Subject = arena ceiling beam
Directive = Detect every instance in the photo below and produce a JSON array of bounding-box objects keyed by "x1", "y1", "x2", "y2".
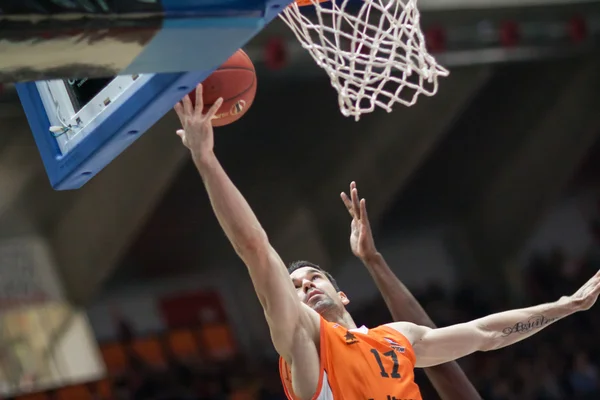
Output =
[
  {"x1": 305, "y1": 66, "x2": 493, "y2": 270},
  {"x1": 272, "y1": 206, "x2": 333, "y2": 270},
  {"x1": 0, "y1": 107, "x2": 42, "y2": 237},
  {"x1": 48, "y1": 112, "x2": 189, "y2": 305},
  {"x1": 419, "y1": 0, "x2": 595, "y2": 9},
  {"x1": 463, "y1": 56, "x2": 600, "y2": 282},
  {"x1": 393, "y1": 61, "x2": 585, "y2": 276}
]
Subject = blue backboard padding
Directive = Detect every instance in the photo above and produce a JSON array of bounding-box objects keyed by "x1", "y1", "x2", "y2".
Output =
[
  {"x1": 122, "y1": 18, "x2": 262, "y2": 76},
  {"x1": 18, "y1": 0, "x2": 293, "y2": 190},
  {"x1": 160, "y1": 0, "x2": 269, "y2": 13}
]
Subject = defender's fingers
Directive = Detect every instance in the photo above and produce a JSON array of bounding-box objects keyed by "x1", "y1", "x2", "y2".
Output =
[
  {"x1": 360, "y1": 198, "x2": 370, "y2": 228},
  {"x1": 340, "y1": 192, "x2": 354, "y2": 217},
  {"x1": 351, "y1": 188, "x2": 361, "y2": 219}
]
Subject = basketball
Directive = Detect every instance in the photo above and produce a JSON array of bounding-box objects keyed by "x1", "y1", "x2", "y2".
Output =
[{"x1": 188, "y1": 49, "x2": 257, "y2": 127}]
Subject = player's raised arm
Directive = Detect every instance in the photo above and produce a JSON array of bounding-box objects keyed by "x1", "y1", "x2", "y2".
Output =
[
  {"x1": 341, "y1": 182, "x2": 481, "y2": 400},
  {"x1": 391, "y1": 270, "x2": 600, "y2": 368},
  {"x1": 174, "y1": 84, "x2": 317, "y2": 361}
]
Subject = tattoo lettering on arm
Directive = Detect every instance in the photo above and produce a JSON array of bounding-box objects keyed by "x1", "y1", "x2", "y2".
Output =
[{"x1": 501, "y1": 314, "x2": 559, "y2": 336}]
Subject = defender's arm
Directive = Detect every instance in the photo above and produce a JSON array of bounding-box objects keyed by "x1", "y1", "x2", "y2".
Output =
[
  {"x1": 342, "y1": 183, "x2": 480, "y2": 399},
  {"x1": 362, "y1": 252, "x2": 481, "y2": 400},
  {"x1": 194, "y1": 153, "x2": 318, "y2": 361}
]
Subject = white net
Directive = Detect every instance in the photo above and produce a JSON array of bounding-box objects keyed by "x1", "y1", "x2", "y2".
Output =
[{"x1": 280, "y1": 0, "x2": 449, "y2": 120}]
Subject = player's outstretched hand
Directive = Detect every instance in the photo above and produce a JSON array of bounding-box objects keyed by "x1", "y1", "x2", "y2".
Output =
[
  {"x1": 569, "y1": 269, "x2": 600, "y2": 311},
  {"x1": 341, "y1": 181, "x2": 377, "y2": 261},
  {"x1": 174, "y1": 83, "x2": 223, "y2": 160}
]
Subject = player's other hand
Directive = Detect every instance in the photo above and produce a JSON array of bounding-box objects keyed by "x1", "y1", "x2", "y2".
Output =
[
  {"x1": 568, "y1": 269, "x2": 600, "y2": 312},
  {"x1": 341, "y1": 182, "x2": 377, "y2": 261},
  {"x1": 174, "y1": 83, "x2": 223, "y2": 161}
]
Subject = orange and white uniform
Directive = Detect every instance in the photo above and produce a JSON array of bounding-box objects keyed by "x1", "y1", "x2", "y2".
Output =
[{"x1": 279, "y1": 317, "x2": 423, "y2": 400}]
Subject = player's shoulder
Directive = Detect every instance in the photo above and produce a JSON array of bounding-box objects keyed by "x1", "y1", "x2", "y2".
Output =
[
  {"x1": 379, "y1": 321, "x2": 427, "y2": 345},
  {"x1": 383, "y1": 320, "x2": 418, "y2": 332}
]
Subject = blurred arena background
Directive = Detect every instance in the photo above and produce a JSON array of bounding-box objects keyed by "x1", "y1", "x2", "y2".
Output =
[{"x1": 1, "y1": 0, "x2": 600, "y2": 399}]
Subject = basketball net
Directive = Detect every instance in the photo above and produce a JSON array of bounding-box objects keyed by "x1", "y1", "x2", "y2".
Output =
[{"x1": 280, "y1": 0, "x2": 449, "y2": 120}]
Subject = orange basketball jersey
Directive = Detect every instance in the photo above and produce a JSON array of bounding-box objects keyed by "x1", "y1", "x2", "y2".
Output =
[{"x1": 279, "y1": 317, "x2": 423, "y2": 400}]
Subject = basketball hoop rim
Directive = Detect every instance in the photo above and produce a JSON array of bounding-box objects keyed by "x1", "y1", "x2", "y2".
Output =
[{"x1": 294, "y1": 0, "x2": 330, "y2": 6}]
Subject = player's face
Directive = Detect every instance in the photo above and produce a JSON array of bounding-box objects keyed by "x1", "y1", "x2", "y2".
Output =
[{"x1": 289, "y1": 266, "x2": 349, "y2": 315}]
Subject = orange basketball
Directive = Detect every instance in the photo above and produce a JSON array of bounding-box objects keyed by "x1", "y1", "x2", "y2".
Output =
[{"x1": 189, "y1": 49, "x2": 257, "y2": 127}]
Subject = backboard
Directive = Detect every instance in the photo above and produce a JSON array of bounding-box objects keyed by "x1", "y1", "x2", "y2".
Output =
[{"x1": 7, "y1": 0, "x2": 292, "y2": 190}]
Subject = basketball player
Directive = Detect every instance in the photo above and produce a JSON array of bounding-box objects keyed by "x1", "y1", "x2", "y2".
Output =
[
  {"x1": 174, "y1": 83, "x2": 600, "y2": 400},
  {"x1": 341, "y1": 182, "x2": 481, "y2": 400}
]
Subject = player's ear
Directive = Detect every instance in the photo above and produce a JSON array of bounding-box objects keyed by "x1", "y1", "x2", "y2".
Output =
[{"x1": 338, "y1": 291, "x2": 350, "y2": 306}]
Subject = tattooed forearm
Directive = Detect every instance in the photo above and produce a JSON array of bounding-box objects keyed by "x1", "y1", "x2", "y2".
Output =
[
  {"x1": 501, "y1": 314, "x2": 560, "y2": 336},
  {"x1": 468, "y1": 298, "x2": 575, "y2": 352}
]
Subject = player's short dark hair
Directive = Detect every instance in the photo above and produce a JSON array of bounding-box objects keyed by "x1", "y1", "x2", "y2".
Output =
[{"x1": 287, "y1": 260, "x2": 341, "y2": 292}]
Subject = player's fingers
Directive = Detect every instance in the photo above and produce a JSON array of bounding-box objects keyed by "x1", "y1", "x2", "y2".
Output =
[
  {"x1": 206, "y1": 97, "x2": 223, "y2": 121},
  {"x1": 195, "y1": 84, "x2": 204, "y2": 116},
  {"x1": 360, "y1": 198, "x2": 370, "y2": 228},
  {"x1": 351, "y1": 188, "x2": 361, "y2": 219},
  {"x1": 176, "y1": 129, "x2": 185, "y2": 137},
  {"x1": 174, "y1": 102, "x2": 184, "y2": 119},
  {"x1": 174, "y1": 103, "x2": 188, "y2": 129},
  {"x1": 182, "y1": 94, "x2": 193, "y2": 115},
  {"x1": 340, "y1": 192, "x2": 354, "y2": 217}
]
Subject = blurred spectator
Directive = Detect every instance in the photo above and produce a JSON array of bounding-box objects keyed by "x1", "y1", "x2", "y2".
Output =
[{"x1": 569, "y1": 352, "x2": 599, "y2": 397}]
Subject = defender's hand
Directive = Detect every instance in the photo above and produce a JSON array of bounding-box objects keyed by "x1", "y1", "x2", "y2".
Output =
[
  {"x1": 341, "y1": 181, "x2": 377, "y2": 261},
  {"x1": 569, "y1": 269, "x2": 600, "y2": 312},
  {"x1": 174, "y1": 83, "x2": 223, "y2": 160}
]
